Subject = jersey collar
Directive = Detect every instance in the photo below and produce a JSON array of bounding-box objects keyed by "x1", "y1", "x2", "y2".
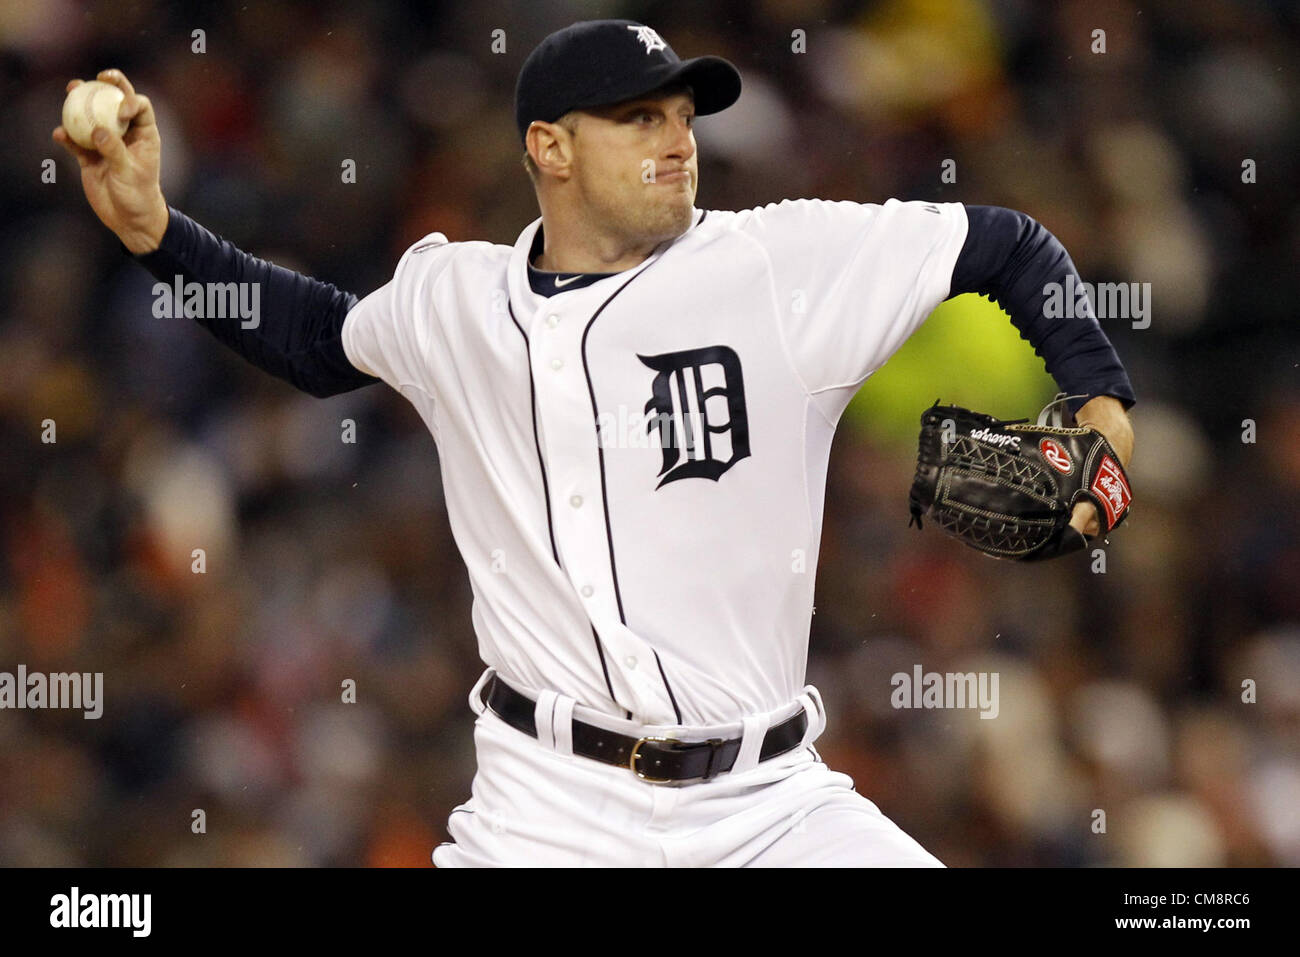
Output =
[{"x1": 507, "y1": 209, "x2": 707, "y2": 316}]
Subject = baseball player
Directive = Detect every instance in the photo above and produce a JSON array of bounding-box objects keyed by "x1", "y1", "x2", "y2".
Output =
[{"x1": 57, "y1": 20, "x2": 1135, "y2": 866}]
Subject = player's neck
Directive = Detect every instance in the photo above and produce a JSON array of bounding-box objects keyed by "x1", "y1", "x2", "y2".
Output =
[{"x1": 533, "y1": 213, "x2": 661, "y2": 274}]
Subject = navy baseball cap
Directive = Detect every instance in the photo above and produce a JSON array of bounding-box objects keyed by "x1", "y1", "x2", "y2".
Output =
[{"x1": 515, "y1": 20, "x2": 742, "y2": 140}]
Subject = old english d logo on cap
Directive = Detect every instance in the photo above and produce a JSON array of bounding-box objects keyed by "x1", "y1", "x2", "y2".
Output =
[
  {"x1": 514, "y1": 19, "x2": 742, "y2": 139},
  {"x1": 627, "y1": 24, "x2": 668, "y2": 53}
]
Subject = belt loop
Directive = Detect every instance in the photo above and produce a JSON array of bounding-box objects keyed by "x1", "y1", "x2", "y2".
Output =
[
  {"x1": 552, "y1": 696, "x2": 576, "y2": 757},
  {"x1": 796, "y1": 685, "x2": 827, "y2": 748},
  {"x1": 730, "y1": 713, "x2": 772, "y2": 775},
  {"x1": 468, "y1": 668, "x2": 495, "y2": 717},
  {"x1": 534, "y1": 689, "x2": 560, "y2": 751}
]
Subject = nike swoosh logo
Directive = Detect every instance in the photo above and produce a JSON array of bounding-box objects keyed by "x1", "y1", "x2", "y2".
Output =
[{"x1": 554, "y1": 275, "x2": 583, "y2": 288}]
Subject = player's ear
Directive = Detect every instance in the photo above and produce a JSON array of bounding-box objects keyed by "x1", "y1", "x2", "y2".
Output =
[{"x1": 526, "y1": 119, "x2": 575, "y2": 182}]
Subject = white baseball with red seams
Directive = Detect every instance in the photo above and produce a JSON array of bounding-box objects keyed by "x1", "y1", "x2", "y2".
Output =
[
  {"x1": 61, "y1": 80, "x2": 128, "y2": 150},
  {"x1": 342, "y1": 197, "x2": 968, "y2": 866}
]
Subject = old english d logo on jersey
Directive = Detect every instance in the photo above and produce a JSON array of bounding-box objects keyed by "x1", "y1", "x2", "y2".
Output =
[{"x1": 638, "y1": 345, "x2": 750, "y2": 489}]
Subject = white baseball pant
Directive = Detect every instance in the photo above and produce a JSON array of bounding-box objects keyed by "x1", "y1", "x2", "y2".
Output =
[{"x1": 432, "y1": 670, "x2": 943, "y2": 867}]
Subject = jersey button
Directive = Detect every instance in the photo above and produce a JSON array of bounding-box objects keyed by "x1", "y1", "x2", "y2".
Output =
[
  {"x1": 550, "y1": 358, "x2": 563, "y2": 371},
  {"x1": 546, "y1": 314, "x2": 560, "y2": 328},
  {"x1": 580, "y1": 585, "x2": 594, "y2": 597},
  {"x1": 624, "y1": 656, "x2": 637, "y2": 669},
  {"x1": 569, "y1": 495, "x2": 583, "y2": 508}
]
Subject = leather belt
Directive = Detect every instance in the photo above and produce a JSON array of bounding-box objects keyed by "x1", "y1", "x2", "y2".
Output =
[{"x1": 480, "y1": 674, "x2": 809, "y2": 784}]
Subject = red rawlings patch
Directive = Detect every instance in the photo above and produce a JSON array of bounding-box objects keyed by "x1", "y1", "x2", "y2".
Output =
[
  {"x1": 1040, "y1": 438, "x2": 1073, "y2": 474},
  {"x1": 1091, "y1": 454, "x2": 1132, "y2": 528}
]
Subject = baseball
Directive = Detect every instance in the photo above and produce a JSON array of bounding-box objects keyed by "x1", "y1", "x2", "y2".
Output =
[{"x1": 61, "y1": 80, "x2": 128, "y2": 150}]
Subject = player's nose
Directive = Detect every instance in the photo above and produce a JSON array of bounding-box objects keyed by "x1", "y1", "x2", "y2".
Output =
[{"x1": 663, "y1": 114, "x2": 695, "y2": 163}]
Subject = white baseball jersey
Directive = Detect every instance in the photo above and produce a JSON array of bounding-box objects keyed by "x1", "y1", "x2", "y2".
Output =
[{"x1": 341, "y1": 198, "x2": 969, "y2": 728}]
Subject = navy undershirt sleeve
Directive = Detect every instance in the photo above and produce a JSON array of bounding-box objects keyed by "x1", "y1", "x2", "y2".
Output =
[
  {"x1": 949, "y1": 205, "x2": 1136, "y2": 415},
  {"x1": 128, "y1": 207, "x2": 379, "y2": 398}
]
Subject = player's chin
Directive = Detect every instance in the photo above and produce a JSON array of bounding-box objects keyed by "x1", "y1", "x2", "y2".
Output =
[
  {"x1": 652, "y1": 179, "x2": 695, "y2": 205},
  {"x1": 649, "y1": 192, "x2": 695, "y2": 230},
  {"x1": 654, "y1": 208, "x2": 694, "y2": 241}
]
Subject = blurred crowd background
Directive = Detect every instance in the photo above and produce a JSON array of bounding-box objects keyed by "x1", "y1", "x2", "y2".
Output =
[{"x1": 1, "y1": 0, "x2": 1297, "y2": 867}]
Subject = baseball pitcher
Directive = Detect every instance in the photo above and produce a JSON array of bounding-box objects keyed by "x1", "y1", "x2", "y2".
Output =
[{"x1": 57, "y1": 20, "x2": 1136, "y2": 866}]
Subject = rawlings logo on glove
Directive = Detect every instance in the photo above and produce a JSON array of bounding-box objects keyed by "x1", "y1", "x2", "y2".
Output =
[{"x1": 907, "y1": 394, "x2": 1132, "y2": 561}]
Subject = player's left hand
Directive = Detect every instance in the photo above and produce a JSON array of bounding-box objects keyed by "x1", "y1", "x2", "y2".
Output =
[{"x1": 1068, "y1": 395, "x2": 1135, "y2": 538}]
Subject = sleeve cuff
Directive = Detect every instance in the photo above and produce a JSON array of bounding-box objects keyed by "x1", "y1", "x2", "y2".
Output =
[
  {"x1": 118, "y1": 205, "x2": 183, "y2": 263},
  {"x1": 1068, "y1": 388, "x2": 1136, "y2": 416}
]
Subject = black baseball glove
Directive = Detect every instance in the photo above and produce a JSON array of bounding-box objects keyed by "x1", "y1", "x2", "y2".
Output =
[{"x1": 907, "y1": 394, "x2": 1133, "y2": 561}]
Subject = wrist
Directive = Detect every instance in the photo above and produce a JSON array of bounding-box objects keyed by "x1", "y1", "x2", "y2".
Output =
[
  {"x1": 121, "y1": 197, "x2": 169, "y2": 255},
  {"x1": 1075, "y1": 395, "x2": 1134, "y2": 467}
]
